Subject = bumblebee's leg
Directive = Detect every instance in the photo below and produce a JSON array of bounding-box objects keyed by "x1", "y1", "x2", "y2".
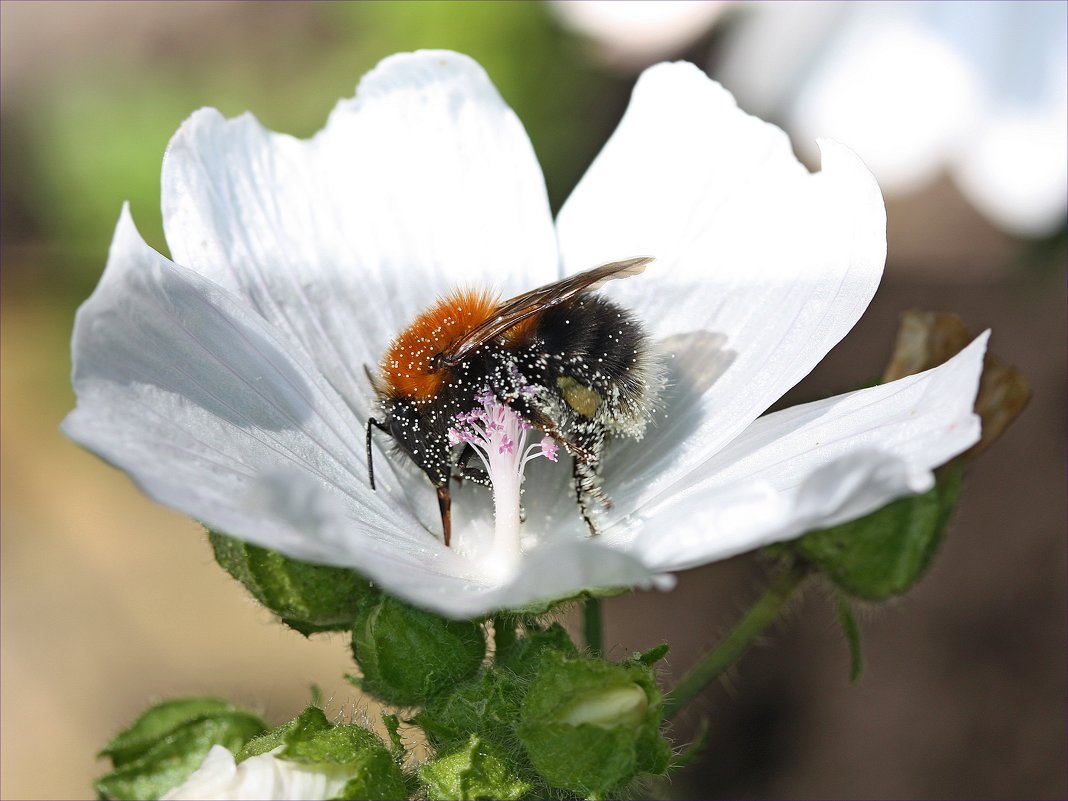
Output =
[
  {"x1": 571, "y1": 427, "x2": 611, "y2": 536},
  {"x1": 519, "y1": 407, "x2": 596, "y2": 462},
  {"x1": 365, "y1": 417, "x2": 392, "y2": 491},
  {"x1": 436, "y1": 483, "x2": 452, "y2": 548},
  {"x1": 453, "y1": 445, "x2": 491, "y2": 487}
]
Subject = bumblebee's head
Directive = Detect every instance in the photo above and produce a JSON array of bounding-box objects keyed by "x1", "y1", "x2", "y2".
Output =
[{"x1": 367, "y1": 398, "x2": 452, "y2": 491}]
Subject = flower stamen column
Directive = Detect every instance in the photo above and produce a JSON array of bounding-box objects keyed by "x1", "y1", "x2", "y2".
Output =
[{"x1": 449, "y1": 390, "x2": 559, "y2": 574}]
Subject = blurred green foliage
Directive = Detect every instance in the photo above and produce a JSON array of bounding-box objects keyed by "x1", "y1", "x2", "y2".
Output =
[{"x1": 4, "y1": 2, "x2": 626, "y2": 311}]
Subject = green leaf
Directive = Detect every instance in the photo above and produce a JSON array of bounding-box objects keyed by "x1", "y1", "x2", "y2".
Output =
[
  {"x1": 95, "y1": 712, "x2": 266, "y2": 800},
  {"x1": 833, "y1": 591, "x2": 864, "y2": 683},
  {"x1": 795, "y1": 464, "x2": 963, "y2": 600},
  {"x1": 209, "y1": 531, "x2": 374, "y2": 634},
  {"x1": 419, "y1": 735, "x2": 531, "y2": 801},
  {"x1": 350, "y1": 596, "x2": 485, "y2": 706},
  {"x1": 99, "y1": 697, "x2": 240, "y2": 767}
]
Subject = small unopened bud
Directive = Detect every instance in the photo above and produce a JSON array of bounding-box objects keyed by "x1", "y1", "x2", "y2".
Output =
[{"x1": 518, "y1": 653, "x2": 671, "y2": 797}]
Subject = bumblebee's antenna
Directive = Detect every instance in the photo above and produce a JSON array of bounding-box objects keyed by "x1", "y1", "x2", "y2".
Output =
[{"x1": 365, "y1": 417, "x2": 391, "y2": 490}]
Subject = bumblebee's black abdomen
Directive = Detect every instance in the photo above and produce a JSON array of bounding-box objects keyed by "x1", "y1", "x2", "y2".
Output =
[{"x1": 529, "y1": 293, "x2": 656, "y2": 432}]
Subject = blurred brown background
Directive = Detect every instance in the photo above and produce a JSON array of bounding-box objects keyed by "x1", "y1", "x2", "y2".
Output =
[{"x1": 1, "y1": 2, "x2": 1064, "y2": 799}]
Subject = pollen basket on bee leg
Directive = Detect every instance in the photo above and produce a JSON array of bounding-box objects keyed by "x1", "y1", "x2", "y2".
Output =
[{"x1": 380, "y1": 288, "x2": 500, "y2": 401}]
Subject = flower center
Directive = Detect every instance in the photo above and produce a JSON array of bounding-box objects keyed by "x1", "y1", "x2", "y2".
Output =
[{"x1": 448, "y1": 389, "x2": 559, "y2": 574}]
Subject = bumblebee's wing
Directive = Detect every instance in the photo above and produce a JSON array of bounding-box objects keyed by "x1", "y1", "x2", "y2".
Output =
[{"x1": 439, "y1": 257, "x2": 653, "y2": 367}]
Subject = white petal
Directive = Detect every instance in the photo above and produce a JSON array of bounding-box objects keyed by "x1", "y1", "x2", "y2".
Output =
[
  {"x1": 63, "y1": 207, "x2": 441, "y2": 565},
  {"x1": 162, "y1": 50, "x2": 558, "y2": 422},
  {"x1": 556, "y1": 62, "x2": 886, "y2": 515},
  {"x1": 240, "y1": 470, "x2": 668, "y2": 618},
  {"x1": 620, "y1": 333, "x2": 987, "y2": 570},
  {"x1": 162, "y1": 745, "x2": 239, "y2": 800},
  {"x1": 163, "y1": 745, "x2": 350, "y2": 801}
]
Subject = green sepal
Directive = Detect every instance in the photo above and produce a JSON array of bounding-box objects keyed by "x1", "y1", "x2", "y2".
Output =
[
  {"x1": 415, "y1": 624, "x2": 579, "y2": 754},
  {"x1": 632, "y1": 644, "x2": 670, "y2": 666},
  {"x1": 492, "y1": 614, "x2": 519, "y2": 655},
  {"x1": 517, "y1": 652, "x2": 671, "y2": 797},
  {"x1": 236, "y1": 706, "x2": 332, "y2": 762},
  {"x1": 239, "y1": 706, "x2": 408, "y2": 800},
  {"x1": 833, "y1": 591, "x2": 864, "y2": 683},
  {"x1": 502, "y1": 584, "x2": 629, "y2": 617},
  {"x1": 496, "y1": 622, "x2": 577, "y2": 678},
  {"x1": 350, "y1": 596, "x2": 485, "y2": 706},
  {"x1": 382, "y1": 714, "x2": 405, "y2": 762},
  {"x1": 98, "y1": 697, "x2": 241, "y2": 767},
  {"x1": 794, "y1": 463, "x2": 963, "y2": 600},
  {"x1": 419, "y1": 734, "x2": 531, "y2": 801},
  {"x1": 413, "y1": 668, "x2": 523, "y2": 754},
  {"x1": 282, "y1": 723, "x2": 406, "y2": 800},
  {"x1": 209, "y1": 531, "x2": 374, "y2": 635},
  {"x1": 95, "y1": 710, "x2": 266, "y2": 800}
]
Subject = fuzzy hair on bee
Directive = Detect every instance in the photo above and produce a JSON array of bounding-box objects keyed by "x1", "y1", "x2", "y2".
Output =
[{"x1": 366, "y1": 257, "x2": 663, "y2": 547}]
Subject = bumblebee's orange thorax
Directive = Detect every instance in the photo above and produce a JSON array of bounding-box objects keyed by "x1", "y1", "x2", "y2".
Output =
[{"x1": 381, "y1": 288, "x2": 499, "y2": 402}]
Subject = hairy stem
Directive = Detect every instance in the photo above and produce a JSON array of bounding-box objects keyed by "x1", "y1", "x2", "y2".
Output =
[{"x1": 663, "y1": 561, "x2": 808, "y2": 718}]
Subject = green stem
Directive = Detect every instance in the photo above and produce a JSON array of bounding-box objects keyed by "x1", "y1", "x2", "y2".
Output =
[
  {"x1": 492, "y1": 614, "x2": 517, "y2": 655},
  {"x1": 663, "y1": 561, "x2": 808, "y2": 718},
  {"x1": 583, "y1": 595, "x2": 603, "y2": 656}
]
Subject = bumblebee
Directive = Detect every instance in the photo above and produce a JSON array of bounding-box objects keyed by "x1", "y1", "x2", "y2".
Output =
[{"x1": 366, "y1": 257, "x2": 661, "y2": 546}]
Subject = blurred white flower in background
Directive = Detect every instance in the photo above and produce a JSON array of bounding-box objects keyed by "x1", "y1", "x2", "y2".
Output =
[
  {"x1": 716, "y1": 0, "x2": 1068, "y2": 237},
  {"x1": 551, "y1": 0, "x2": 730, "y2": 67},
  {"x1": 553, "y1": 0, "x2": 1067, "y2": 238}
]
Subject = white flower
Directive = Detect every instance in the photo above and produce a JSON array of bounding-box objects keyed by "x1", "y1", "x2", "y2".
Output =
[
  {"x1": 63, "y1": 50, "x2": 985, "y2": 619},
  {"x1": 162, "y1": 745, "x2": 349, "y2": 800},
  {"x1": 551, "y1": 0, "x2": 731, "y2": 68},
  {"x1": 716, "y1": 1, "x2": 1068, "y2": 236}
]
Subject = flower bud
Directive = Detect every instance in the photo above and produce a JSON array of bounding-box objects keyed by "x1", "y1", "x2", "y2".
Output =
[
  {"x1": 165, "y1": 707, "x2": 407, "y2": 800},
  {"x1": 351, "y1": 595, "x2": 485, "y2": 706},
  {"x1": 95, "y1": 698, "x2": 267, "y2": 800},
  {"x1": 793, "y1": 311, "x2": 1030, "y2": 602},
  {"x1": 209, "y1": 532, "x2": 374, "y2": 635},
  {"x1": 517, "y1": 653, "x2": 671, "y2": 797},
  {"x1": 796, "y1": 463, "x2": 962, "y2": 600}
]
